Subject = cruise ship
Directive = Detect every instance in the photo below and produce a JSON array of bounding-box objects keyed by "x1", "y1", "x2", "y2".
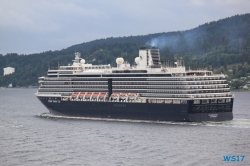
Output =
[{"x1": 36, "y1": 47, "x2": 234, "y2": 122}]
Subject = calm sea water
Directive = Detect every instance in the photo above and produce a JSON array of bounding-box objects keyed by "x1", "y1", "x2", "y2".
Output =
[{"x1": 0, "y1": 88, "x2": 250, "y2": 166}]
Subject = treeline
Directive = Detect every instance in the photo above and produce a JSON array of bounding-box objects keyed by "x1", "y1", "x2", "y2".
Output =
[{"x1": 0, "y1": 13, "x2": 250, "y2": 87}]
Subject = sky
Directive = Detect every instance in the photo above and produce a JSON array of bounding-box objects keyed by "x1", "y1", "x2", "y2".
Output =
[{"x1": 0, "y1": 0, "x2": 250, "y2": 55}]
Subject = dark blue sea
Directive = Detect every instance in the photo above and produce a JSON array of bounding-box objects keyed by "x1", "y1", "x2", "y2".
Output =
[{"x1": 0, "y1": 88, "x2": 250, "y2": 166}]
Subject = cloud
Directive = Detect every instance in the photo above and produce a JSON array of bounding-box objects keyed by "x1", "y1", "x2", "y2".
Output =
[
  {"x1": 189, "y1": 0, "x2": 250, "y2": 6},
  {"x1": 189, "y1": 0, "x2": 206, "y2": 6},
  {"x1": 213, "y1": 0, "x2": 245, "y2": 5},
  {"x1": 0, "y1": 0, "x2": 109, "y2": 33},
  {"x1": 0, "y1": 0, "x2": 250, "y2": 54}
]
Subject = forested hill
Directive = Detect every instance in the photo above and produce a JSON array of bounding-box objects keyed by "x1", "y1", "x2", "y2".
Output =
[
  {"x1": 66, "y1": 13, "x2": 250, "y2": 54},
  {"x1": 1, "y1": 13, "x2": 250, "y2": 87}
]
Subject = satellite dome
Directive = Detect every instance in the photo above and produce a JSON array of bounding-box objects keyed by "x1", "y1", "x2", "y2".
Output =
[
  {"x1": 116, "y1": 58, "x2": 124, "y2": 65},
  {"x1": 80, "y1": 59, "x2": 85, "y2": 64},
  {"x1": 135, "y1": 57, "x2": 140, "y2": 64}
]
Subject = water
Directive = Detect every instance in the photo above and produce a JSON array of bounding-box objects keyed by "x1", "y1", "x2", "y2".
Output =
[{"x1": 0, "y1": 89, "x2": 250, "y2": 166}]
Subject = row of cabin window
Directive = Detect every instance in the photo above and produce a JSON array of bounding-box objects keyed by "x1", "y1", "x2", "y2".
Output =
[
  {"x1": 114, "y1": 86, "x2": 228, "y2": 89},
  {"x1": 193, "y1": 105, "x2": 231, "y2": 110},
  {"x1": 186, "y1": 77, "x2": 224, "y2": 81},
  {"x1": 144, "y1": 90, "x2": 230, "y2": 94},
  {"x1": 38, "y1": 88, "x2": 230, "y2": 95},
  {"x1": 148, "y1": 99, "x2": 187, "y2": 104},
  {"x1": 41, "y1": 85, "x2": 107, "y2": 88},
  {"x1": 44, "y1": 76, "x2": 226, "y2": 81},
  {"x1": 41, "y1": 84, "x2": 228, "y2": 89},
  {"x1": 40, "y1": 85, "x2": 228, "y2": 89},
  {"x1": 39, "y1": 87, "x2": 230, "y2": 94},
  {"x1": 193, "y1": 99, "x2": 231, "y2": 104},
  {"x1": 44, "y1": 77, "x2": 224, "y2": 82},
  {"x1": 42, "y1": 81, "x2": 227, "y2": 85},
  {"x1": 144, "y1": 94, "x2": 230, "y2": 98},
  {"x1": 117, "y1": 81, "x2": 227, "y2": 85},
  {"x1": 38, "y1": 89, "x2": 105, "y2": 92}
]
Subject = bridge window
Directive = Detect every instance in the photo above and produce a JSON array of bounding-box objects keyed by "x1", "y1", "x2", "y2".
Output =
[
  {"x1": 218, "y1": 99, "x2": 225, "y2": 103},
  {"x1": 211, "y1": 99, "x2": 217, "y2": 103},
  {"x1": 202, "y1": 99, "x2": 209, "y2": 104},
  {"x1": 194, "y1": 100, "x2": 200, "y2": 104}
]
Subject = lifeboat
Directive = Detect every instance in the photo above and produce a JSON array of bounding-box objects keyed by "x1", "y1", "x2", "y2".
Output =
[
  {"x1": 71, "y1": 93, "x2": 78, "y2": 96},
  {"x1": 92, "y1": 93, "x2": 99, "y2": 98},
  {"x1": 111, "y1": 93, "x2": 119, "y2": 100},
  {"x1": 111, "y1": 93, "x2": 119, "y2": 97},
  {"x1": 99, "y1": 93, "x2": 107, "y2": 97},
  {"x1": 129, "y1": 93, "x2": 136, "y2": 97},
  {"x1": 120, "y1": 93, "x2": 127, "y2": 99},
  {"x1": 78, "y1": 93, "x2": 85, "y2": 96},
  {"x1": 85, "y1": 93, "x2": 92, "y2": 98},
  {"x1": 120, "y1": 93, "x2": 127, "y2": 97}
]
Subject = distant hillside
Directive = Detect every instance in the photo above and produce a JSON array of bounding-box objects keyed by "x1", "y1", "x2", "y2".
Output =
[
  {"x1": 65, "y1": 14, "x2": 250, "y2": 54},
  {"x1": 0, "y1": 13, "x2": 250, "y2": 87}
]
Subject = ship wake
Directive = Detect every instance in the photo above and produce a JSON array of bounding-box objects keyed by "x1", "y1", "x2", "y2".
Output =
[{"x1": 38, "y1": 113, "x2": 250, "y2": 129}]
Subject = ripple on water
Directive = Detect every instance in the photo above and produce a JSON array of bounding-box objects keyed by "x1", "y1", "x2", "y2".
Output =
[
  {"x1": 38, "y1": 113, "x2": 250, "y2": 129},
  {"x1": 1, "y1": 89, "x2": 250, "y2": 166}
]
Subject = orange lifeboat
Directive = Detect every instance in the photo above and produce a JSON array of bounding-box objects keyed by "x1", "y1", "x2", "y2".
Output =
[
  {"x1": 112, "y1": 93, "x2": 119, "y2": 97},
  {"x1": 71, "y1": 93, "x2": 78, "y2": 96},
  {"x1": 78, "y1": 93, "x2": 85, "y2": 96},
  {"x1": 92, "y1": 93, "x2": 99, "y2": 97},
  {"x1": 85, "y1": 93, "x2": 92, "y2": 97},
  {"x1": 99, "y1": 93, "x2": 106, "y2": 97}
]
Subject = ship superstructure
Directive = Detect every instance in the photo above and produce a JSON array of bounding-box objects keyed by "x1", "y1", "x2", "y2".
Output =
[{"x1": 36, "y1": 47, "x2": 234, "y2": 122}]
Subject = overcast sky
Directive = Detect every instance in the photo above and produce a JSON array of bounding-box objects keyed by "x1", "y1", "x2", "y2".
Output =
[{"x1": 0, "y1": 0, "x2": 249, "y2": 55}]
